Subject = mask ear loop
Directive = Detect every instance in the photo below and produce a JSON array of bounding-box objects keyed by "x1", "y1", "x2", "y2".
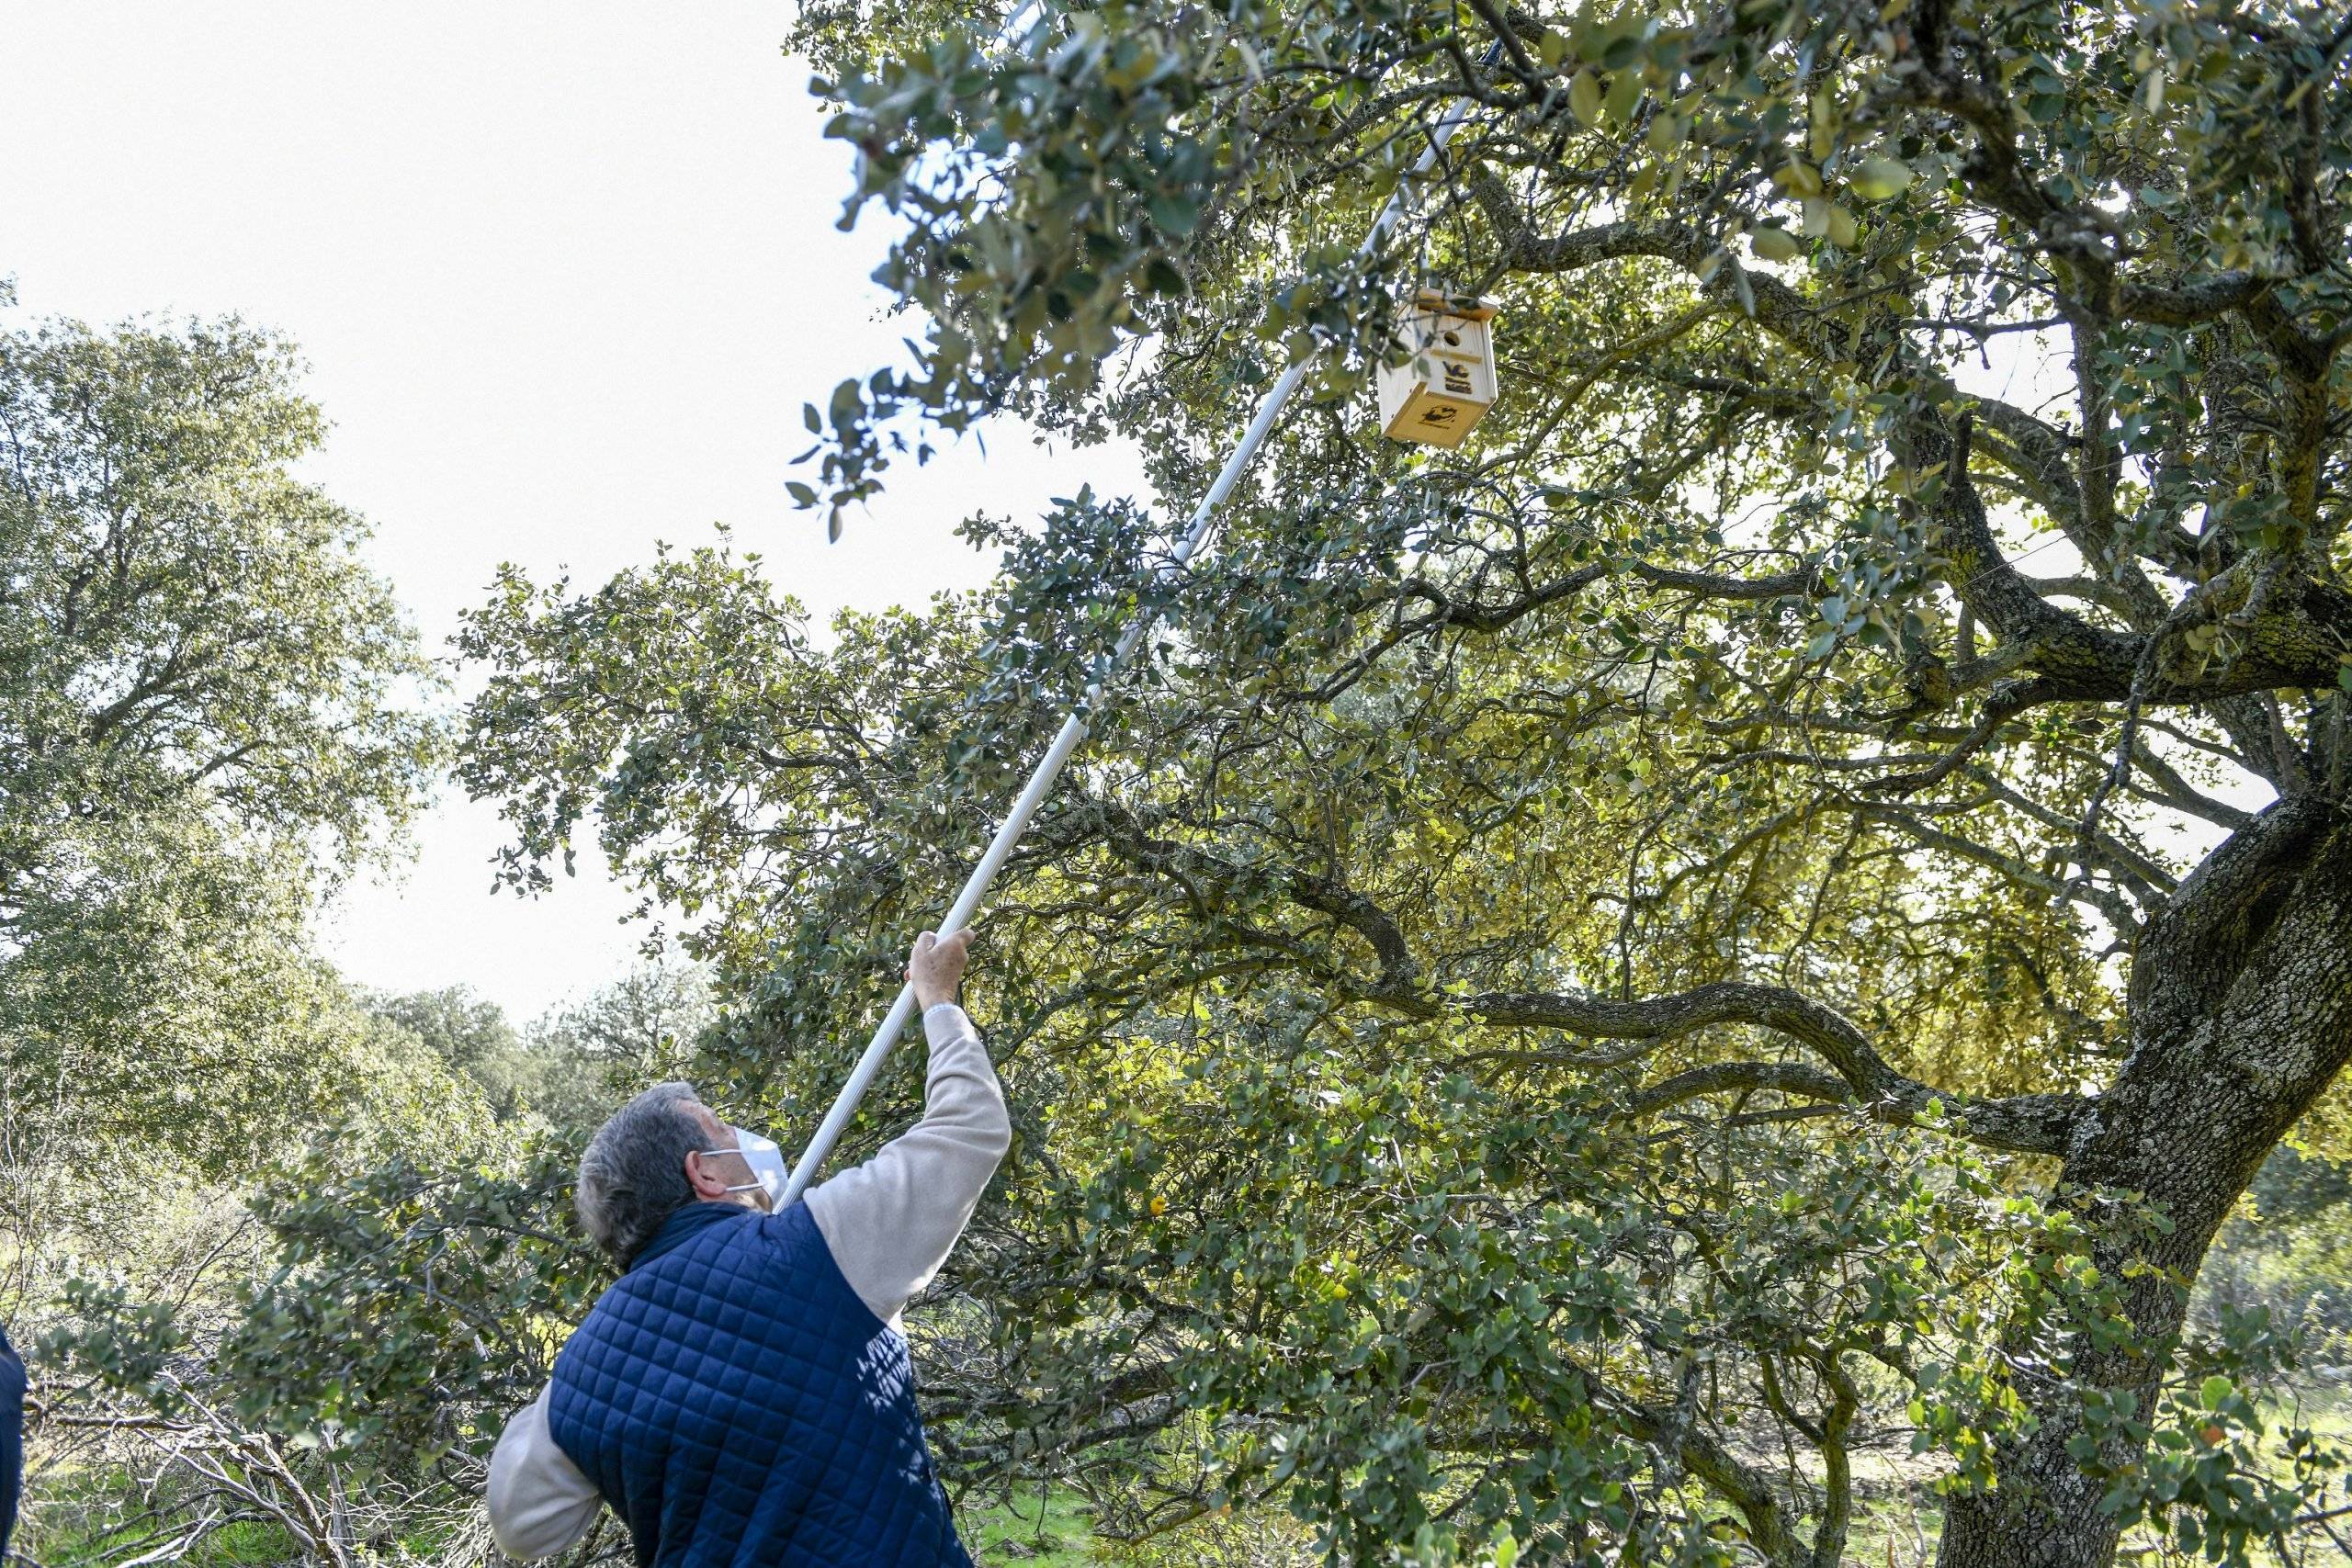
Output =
[
  {"x1": 694, "y1": 1146, "x2": 773, "y2": 1202},
  {"x1": 697, "y1": 1129, "x2": 790, "y2": 1212}
]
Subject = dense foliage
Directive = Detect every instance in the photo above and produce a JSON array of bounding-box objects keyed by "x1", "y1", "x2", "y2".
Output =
[{"x1": 0, "y1": 295, "x2": 731, "y2": 1565}]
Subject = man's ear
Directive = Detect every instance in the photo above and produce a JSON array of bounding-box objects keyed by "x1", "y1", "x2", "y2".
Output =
[{"x1": 684, "y1": 1150, "x2": 730, "y2": 1201}]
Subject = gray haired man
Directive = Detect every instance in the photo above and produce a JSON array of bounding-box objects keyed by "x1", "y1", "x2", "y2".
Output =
[{"x1": 488, "y1": 930, "x2": 1009, "y2": 1565}]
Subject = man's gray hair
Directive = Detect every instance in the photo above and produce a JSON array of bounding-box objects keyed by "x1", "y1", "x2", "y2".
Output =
[{"x1": 577, "y1": 1081, "x2": 707, "y2": 1266}]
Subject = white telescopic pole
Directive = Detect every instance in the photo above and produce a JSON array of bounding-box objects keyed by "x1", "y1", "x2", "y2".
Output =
[{"x1": 778, "y1": 95, "x2": 1481, "y2": 1206}]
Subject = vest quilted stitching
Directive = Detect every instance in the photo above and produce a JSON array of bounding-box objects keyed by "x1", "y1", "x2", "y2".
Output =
[{"x1": 548, "y1": 1201, "x2": 975, "y2": 1567}]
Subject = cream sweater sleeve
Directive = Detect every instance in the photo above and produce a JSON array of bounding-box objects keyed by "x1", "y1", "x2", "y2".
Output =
[
  {"x1": 486, "y1": 1387, "x2": 602, "y2": 1559},
  {"x1": 805, "y1": 1002, "x2": 1012, "y2": 1325}
]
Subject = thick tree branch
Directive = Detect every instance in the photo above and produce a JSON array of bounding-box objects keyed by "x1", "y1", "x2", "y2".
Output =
[
  {"x1": 2131, "y1": 795, "x2": 2340, "y2": 1026},
  {"x1": 1436, "y1": 983, "x2": 2080, "y2": 1154},
  {"x1": 1069, "y1": 801, "x2": 2085, "y2": 1153}
]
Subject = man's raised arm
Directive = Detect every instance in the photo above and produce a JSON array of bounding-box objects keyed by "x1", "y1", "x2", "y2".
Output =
[{"x1": 805, "y1": 930, "x2": 1012, "y2": 1325}]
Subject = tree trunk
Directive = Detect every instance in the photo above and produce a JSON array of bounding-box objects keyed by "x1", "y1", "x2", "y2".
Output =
[{"x1": 1936, "y1": 800, "x2": 2352, "y2": 1568}]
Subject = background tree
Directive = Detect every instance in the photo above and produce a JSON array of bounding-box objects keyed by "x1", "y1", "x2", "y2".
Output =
[
  {"x1": 455, "y1": 0, "x2": 2352, "y2": 1562},
  {"x1": 2198, "y1": 1146, "x2": 2352, "y2": 1371},
  {"x1": 0, "y1": 298, "x2": 496, "y2": 1563},
  {"x1": 516, "y1": 960, "x2": 714, "y2": 1132},
  {"x1": 365, "y1": 961, "x2": 713, "y2": 1130},
  {"x1": 0, "y1": 304, "x2": 446, "y2": 1174},
  {"x1": 372, "y1": 988, "x2": 526, "y2": 1086}
]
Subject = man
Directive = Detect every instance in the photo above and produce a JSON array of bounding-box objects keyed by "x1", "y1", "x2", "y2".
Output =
[{"x1": 488, "y1": 929, "x2": 1008, "y2": 1566}]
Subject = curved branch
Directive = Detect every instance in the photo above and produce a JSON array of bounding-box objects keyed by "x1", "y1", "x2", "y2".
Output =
[
  {"x1": 1917, "y1": 413, "x2": 2138, "y2": 686},
  {"x1": 1629, "y1": 1059, "x2": 1854, "y2": 1116},
  {"x1": 1419, "y1": 981, "x2": 2082, "y2": 1154},
  {"x1": 1866, "y1": 675, "x2": 2060, "y2": 796},
  {"x1": 1468, "y1": 181, "x2": 1860, "y2": 367},
  {"x1": 1071, "y1": 799, "x2": 2087, "y2": 1154}
]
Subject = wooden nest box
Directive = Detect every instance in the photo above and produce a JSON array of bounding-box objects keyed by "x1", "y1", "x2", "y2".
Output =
[{"x1": 1376, "y1": 290, "x2": 1498, "y2": 448}]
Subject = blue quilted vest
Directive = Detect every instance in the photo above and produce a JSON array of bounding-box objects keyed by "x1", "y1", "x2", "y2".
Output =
[{"x1": 546, "y1": 1200, "x2": 974, "y2": 1568}]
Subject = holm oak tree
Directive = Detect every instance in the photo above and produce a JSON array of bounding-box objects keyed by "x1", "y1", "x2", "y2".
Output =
[{"x1": 454, "y1": 2, "x2": 2352, "y2": 1563}]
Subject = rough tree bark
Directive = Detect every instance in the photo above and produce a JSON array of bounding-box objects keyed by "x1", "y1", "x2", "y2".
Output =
[{"x1": 1938, "y1": 799, "x2": 2352, "y2": 1568}]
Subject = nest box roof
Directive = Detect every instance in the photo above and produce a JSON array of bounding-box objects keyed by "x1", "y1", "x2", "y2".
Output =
[{"x1": 1411, "y1": 288, "x2": 1498, "y2": 322}]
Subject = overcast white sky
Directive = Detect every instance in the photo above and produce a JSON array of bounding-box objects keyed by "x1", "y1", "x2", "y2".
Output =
[{"x1": 6, "y1": 2, "x2": 1148, "y2": 1021}]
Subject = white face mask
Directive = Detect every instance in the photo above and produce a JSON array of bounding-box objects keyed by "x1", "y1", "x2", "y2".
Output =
[{"x1": 696, "y1": 1124, "x2": 790, "y2": 1212}]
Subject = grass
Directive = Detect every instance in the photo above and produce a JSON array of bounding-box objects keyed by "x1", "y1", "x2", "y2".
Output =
[
  {"x1": 966, "y1": 1485, "x2": 1106, "y2": 1564},
  {"x1": 24, "y1": 1495, "x2": 298, "y2": 1568},
  {"x1": 188, "y1": 1520, "x2": 300, "y2": 1566}
]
